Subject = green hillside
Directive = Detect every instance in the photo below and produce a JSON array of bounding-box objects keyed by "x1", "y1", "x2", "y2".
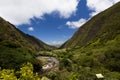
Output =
[
  {"x1": 0, "y1": 17, "x2": 54, "y2": 70},
  {"x1": 56, "y1": 2, "x2": 120, "y2": 80},
  {"x1": 61, "y1": 2, "x2": 120, "y2": 48}
]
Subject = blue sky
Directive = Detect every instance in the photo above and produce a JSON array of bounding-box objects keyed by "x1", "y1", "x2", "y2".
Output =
[
  {"x1": 0, "y1": 0, "x2": 119, "y2": 45},
  {"x1": 17, "y1": 0, "x2": 90, "y2": 45}
]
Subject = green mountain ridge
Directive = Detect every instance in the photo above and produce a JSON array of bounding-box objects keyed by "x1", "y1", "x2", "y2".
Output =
[
  {"x1": 61, "y1": 2, "x2": 120, "y2": 48},
  {"x1": 0, "y1": 17, "x2": 54, "y2": 69}
]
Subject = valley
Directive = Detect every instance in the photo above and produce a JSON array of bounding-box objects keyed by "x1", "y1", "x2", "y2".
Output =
[{"x1": 0, "y1": 2, "x2": 120, "y2": 80}]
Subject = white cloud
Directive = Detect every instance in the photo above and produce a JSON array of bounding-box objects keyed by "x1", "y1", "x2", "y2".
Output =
[
  {"x1": 66, "y1": 18, "x2": 87, "y2": 29},
  {"x1": 52, "y1": 41, "x2": 64, "y2": 45},
  {"x1": 28, "y1": 27, "x2": 34, "y2": 31},
  {"x1": 66, "y1": 0, "x2": 120, "y2": 29},
  {"x1": 86, "y1": 0, "x2": 120, "y2": 17},
  {"x1": 0, "y1": 0, "x2": 80, "y2": 25},
  {"x1": 48, "y1": 41, "x2": 64, "y2": 46}
]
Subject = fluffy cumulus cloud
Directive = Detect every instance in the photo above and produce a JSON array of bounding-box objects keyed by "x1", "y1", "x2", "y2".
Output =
[
  {"x1": 66, "y1": 0, "x2": 120, "y2": 29},
  {"x1": 0, "y1": 0, "x2": 80, "y2": 25},
  {"x1": 28, "y1": 27, "x2": 34, "y2": 31},
  {"x1": 66, "y1": 18, "x2": 87, "y2": 29},
  {"x1": 86, "y1": 0, "x2": 120, "y2": 16}
]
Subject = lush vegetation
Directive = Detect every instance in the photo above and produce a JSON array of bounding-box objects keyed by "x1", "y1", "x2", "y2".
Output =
[
  {"x1": 54, "y1": 2, "x2": 120, "y2": 79},
  {"x1": 35, "y1": 2, "x2": 120, "y2": 79},
  {"x1": 0, "y1": 62, "x2": 50, "y2": 80},
  {"x1": 35, "y1": 35, "x2": 120, "y2": 79},
  {"x1": 0, "y1": 2, "x2": 120, "y2": 80},
  {"x1": 56, "y1": 34, "x2": 120, "y2": 80},
  {"x1": 0, "y1": 17, "x2": 53, "y2": 70}
]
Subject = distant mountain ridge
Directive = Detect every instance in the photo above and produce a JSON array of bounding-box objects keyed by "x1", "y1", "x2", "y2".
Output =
[{"x1": 61, "y1": 2, "x2": 120, "y2": 48}]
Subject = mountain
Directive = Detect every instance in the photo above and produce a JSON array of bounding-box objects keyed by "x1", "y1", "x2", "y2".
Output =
[
  {"x1": 56, "y1": 2, "x2": 120, "y2": 79},
  {"x1": 0, "y1": 17, "x2": 54, "y2": 70},
  {"x1": 61, "y1": 2, "x2": 120, "y2": 48},
  {"x1": 58, "y1": 2, "x2": 120, "y2": 78},
  {"x1": 0, "y1": 2, "x2": 120, "y2": 80}
]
